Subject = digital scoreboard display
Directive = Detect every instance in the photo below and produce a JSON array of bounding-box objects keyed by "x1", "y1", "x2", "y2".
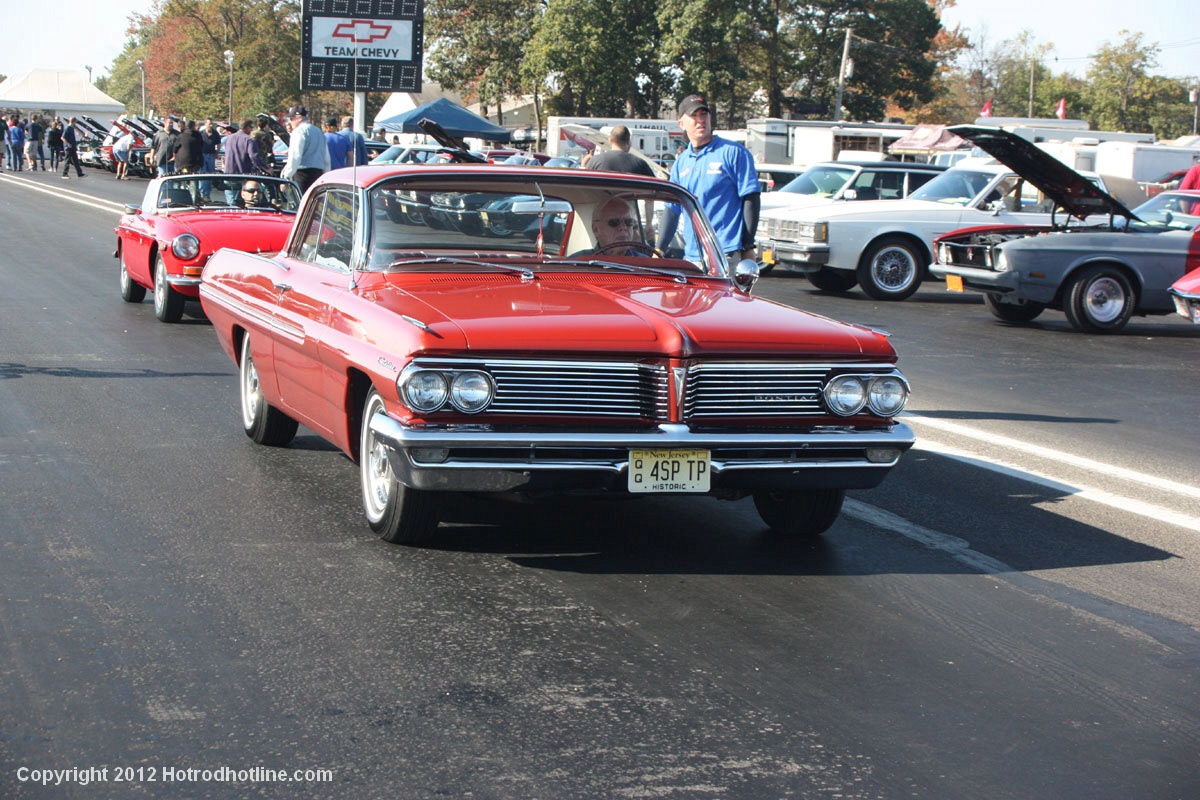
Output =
[{"x1": 301, "y1": 0, "x2": 424, "y2": 93}]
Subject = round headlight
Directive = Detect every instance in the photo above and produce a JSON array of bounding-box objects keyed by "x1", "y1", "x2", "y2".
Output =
[
  {"x1": 824, "y1": 375, "x2": 867, "y2": 416},
  {"x1": 867, "y1": 376, "x2": 908, "y2": 417},
  {"x1": 450, "y1": 371, "x2": 494, "y2": 413},
  {"x1": 172, "y1": 233, "x2": 201, "y2": 260},
  {"x1": 401, "y1": 370, "x2": 449, "y2": 412}
]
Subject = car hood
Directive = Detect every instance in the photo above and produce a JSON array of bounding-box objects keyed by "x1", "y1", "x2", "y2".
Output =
[
  {"x1": 763, "y1": 197, "x2": 949, "y2": 222},
  {"x1": 366, "y1": 273, "x2": 895, "y2": 360},
  {"x1": 948, "y1": 125, "x2": 1137, "y2": 221},
  {"x1": 168, "y1": 211, "x2": 295, "y2": 253}
]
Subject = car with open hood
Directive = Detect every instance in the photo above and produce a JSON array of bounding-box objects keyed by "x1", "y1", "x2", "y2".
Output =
[
  {"x1": 756, "y1": 125, "x2": 1145, "y2": 301},
  {"x1": 931, "y1": 166, "x2": 1200, "y2": 333},
  {"x1": 198, "y1": 163, "x2": 915, "y2": 545}
]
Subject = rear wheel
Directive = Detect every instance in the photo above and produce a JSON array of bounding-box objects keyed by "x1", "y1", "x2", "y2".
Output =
[
  {"x1": 983, "y1": 292, "x2": 1045, "y2": 323},
  {"x1": 752, "y1": 489, "x2": 845, "y2": 537},
  {"x1": 239, "y1": 334, "x2": 298, "y2": 446},
  {"x1": 807, "y1": 267, "x2": 858, "y2": 293},
  {"x1": 1063, "y1": 265, "x2": 1135, "y2": 333},
  {"x1": 360, "y1": 389, "x2": 439, "y2": 544},
  {"x1": 153, "y1": 255, "x2": 185, "y2": 323},
  {"x1": 857, "y1": 236, "x2": 925, "y2": 300},
  {"x1": 119, "y1": 251, "x2": 146, "y2": 303}
]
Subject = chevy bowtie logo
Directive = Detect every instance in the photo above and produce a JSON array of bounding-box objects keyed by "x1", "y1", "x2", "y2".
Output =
[{"x1": 332, "y1": 19, "x2": 392, "y2": 44}]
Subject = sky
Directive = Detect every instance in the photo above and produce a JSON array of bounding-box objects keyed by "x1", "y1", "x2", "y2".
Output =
[{"x1": 1, "y1": 0, "x2": 1197, "y2": 86}]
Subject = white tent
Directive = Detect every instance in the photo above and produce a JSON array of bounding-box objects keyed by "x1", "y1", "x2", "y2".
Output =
[{"x1": 0, "y1": 68, "x2": 125, "y2": 119}]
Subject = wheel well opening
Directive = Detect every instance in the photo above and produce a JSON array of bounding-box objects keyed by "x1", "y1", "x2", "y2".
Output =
[
  {"x1": 860, "y1": 233, "x2": 931, "y2": 271},
  {"x1": 1055, "y1": 260, "x2": 1139, "y2": 305},
  {"x1": 346, "y1": 369, "x2": 374, "y2": 462}
]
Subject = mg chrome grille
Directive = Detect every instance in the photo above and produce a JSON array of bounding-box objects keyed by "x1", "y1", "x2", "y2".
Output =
[{"x1": 684, "y1": 363, "x2": 829, "y2": 418}]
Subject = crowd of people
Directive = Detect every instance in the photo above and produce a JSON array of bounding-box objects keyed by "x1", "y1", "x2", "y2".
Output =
[
  {"x1": 6, "y1": 97, "x2": 759, "y2": 259},
  {"x1": 3, "y1": 109, "x2": 379, "y2": 186}
]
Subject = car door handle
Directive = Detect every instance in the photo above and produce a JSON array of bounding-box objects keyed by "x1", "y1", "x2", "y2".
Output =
[{"x1": 273, "y1": 282, "x2": 292, "y2": 294}]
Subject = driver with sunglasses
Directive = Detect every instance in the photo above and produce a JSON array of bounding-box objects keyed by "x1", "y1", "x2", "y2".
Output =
[{"x1": 575, "y1": 198, "x2": 653, "y2": 257}]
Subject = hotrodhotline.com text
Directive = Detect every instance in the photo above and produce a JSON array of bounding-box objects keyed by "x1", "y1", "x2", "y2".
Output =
[{"x1": 16, "y1": 766, "x2": 334, "y2": 786}]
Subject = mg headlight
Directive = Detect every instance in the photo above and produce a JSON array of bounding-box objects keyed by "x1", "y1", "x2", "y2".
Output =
[
  {"x1": 172, "y1": 233, "x2": 200, "y2": 260},
  {"x1": 824, "y1": 375, "x2": 868, "y2": 415},
  {"x1": 867, "y1": 375, "x2": 909, "y2": 417},
  {"x1": 400, "y1": 369, "x2": 449, "y2": 412},
  {"x1": 449, "y1": 371, "x2": 494, "y2": 413}
]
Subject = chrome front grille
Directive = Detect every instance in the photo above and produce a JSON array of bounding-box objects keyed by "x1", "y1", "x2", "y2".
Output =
[
  {"x1": 684, "y1": 363, "x2": 829, "y2": 418},
  {"x1": 483, "y1": 359, "x2": 669, "y2": 418},
  {"x1": 411, "y1": 358, "x2": 869, "y2": 420}
]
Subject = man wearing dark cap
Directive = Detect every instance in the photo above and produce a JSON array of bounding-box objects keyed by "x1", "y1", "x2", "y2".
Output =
[
  {"x1": 657, "y1": 94, "x2": 759, "y2": 265},
  {"x1": 281, "y1": 105, "x2": 329, "y2": 194}
]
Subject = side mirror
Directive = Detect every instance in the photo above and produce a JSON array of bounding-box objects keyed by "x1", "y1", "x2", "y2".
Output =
[
  {"x1": 733, "y1": 258, "x2": 759, "y2": 293},
  {"x1": 124, "y1": 204, "x2": 142, "y2": 215}
]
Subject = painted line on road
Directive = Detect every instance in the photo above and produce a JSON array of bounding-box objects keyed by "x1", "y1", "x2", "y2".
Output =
[
  {"x1": 844, "y1": 499, "x2": 1012, "y2": 573},
  {"x1": 912, "y1": 436, "x2": 1200, "y2": 533},
  {"x1": 904, "y1": 412, "x2": 1200, "y2": 501},
  {"x1": 0, "y1": 172, "x2": 126, "y2": 215}
]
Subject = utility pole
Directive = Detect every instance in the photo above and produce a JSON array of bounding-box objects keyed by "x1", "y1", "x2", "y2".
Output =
[
  {"x1": 1028, "y1": 59, "x2": 1035, "y2": 118},
  {"x1": 834, "y1": 28, "x2": 853, "y2": 122}
]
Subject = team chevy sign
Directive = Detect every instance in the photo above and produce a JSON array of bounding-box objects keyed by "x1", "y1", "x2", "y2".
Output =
[{"x1": 301, "y1": 0, "x2": 424, "y2": 93}]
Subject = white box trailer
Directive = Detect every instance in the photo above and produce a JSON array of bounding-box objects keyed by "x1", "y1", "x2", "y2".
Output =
[
  {"x1": 785, "y1": 122, "x2": 913, "y2": 168},
  {"x1": 1094, "y1": 141, "x2": 1200, "y2": 183}
]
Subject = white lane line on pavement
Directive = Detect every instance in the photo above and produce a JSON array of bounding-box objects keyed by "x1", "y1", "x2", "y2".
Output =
[
  {"x1": 843, "y1": 498, "x2": 1013, "y2": 574},
  {"x1": 913, "y1": 437, "x2": 1200, "y2": 533},
  {"x1": 904, "y1": 412, "x2": 1200, "y2": 500},
  {"x1": 0, "y1": 172, "x2": 126, "y2": 215}
]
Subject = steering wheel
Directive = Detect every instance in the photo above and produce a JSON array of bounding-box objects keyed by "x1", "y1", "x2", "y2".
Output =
[{"x1": 594, "y1": 241, "x2": 659, "y2": 257}]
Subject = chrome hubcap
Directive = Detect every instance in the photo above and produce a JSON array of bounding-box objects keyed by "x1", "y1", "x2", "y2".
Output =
[{"x1": 1086, "y1": 277, "x2": 1126, "y2": 323}]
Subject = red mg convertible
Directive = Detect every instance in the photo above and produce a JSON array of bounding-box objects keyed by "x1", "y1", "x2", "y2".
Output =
[
  {"x1": 115, "y1": 174, "x2": 301, "y2": 322},
  {"x1": 199, "y1": 164, "x2": 914, "y2": 544}
]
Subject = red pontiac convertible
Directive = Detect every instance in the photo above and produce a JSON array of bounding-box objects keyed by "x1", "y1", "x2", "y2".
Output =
[
  {"x1": 199, "y1": 164, "x2": 915, "y2": 545},
  {"x1": 115, "y1": 174, "x2": 301, "y2": 322}
]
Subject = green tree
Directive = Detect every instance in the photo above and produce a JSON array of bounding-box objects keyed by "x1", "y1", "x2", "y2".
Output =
[
  {"x1": 1082, "y1": 31, "x2": 1160, "y2": 132},
  {"x1": 425, "y1": 0, "x2": 541, "y2": 124}
]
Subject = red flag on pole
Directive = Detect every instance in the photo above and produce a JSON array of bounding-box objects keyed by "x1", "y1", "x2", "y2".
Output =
[
  {"x1": 1055, "y1": 98, "x2": 1066, "y2": 120},
  {"x1": 980, "y1": 99, "x2": 993, "y2": 118}
]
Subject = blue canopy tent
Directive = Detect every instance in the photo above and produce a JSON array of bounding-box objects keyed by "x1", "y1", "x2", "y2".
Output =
[{"x1": 375, "y1": 97, "x2": 511, "y2": 143}]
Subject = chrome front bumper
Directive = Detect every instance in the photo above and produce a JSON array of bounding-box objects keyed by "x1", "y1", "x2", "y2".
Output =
[{"x1": 369, "y1": 416, "x2": 915, "y2": 493}]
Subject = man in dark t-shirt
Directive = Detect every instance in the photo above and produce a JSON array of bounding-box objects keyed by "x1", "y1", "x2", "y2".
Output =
[{"x1": 586, "y1": 125, "x2": 655, "y2": 177}]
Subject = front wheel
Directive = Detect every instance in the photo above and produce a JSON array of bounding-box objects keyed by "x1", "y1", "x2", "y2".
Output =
[
  {"x1": 153, "y1": 255, "x2": 185, "y2": 323},
  {"x1": 239, "y1": 334, "x2": 298, "y2": 446},
  {"x1": 752, "y1": 489, "x2": 845, "y2": 537},
  {"x1": 1063, "y1": 265, "x2": 1135, "y2": 334},
  {"x1": 857, "y1": 237, "x2": 925, "y2": 301},
  {"x1": 983, "y1": 292, "x2": 1046, "y2": 323},
  {"x1": 360, "y1": 389, "x2": 439, "y2": 544}
]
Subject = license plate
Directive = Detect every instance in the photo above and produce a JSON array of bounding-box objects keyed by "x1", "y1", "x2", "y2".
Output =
[
  {"x1": 628, "y1": 449, "x2": 711, "y2": 493},
  {"x1": 946, "y1": 274, "x2": 964, "y2": 292}
]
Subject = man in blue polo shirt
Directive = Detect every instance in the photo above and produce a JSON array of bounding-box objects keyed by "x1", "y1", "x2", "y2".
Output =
[{"x1": 657, "y1": 94, "x2": 760, "y2": 265}]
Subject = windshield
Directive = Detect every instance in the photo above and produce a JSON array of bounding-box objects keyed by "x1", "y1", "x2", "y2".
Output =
[
  {"x1": 366, "y1": 174, "x2": 723, "y2": 275},
  {"x1": 1128, "y1": 192, "x2": 1200, "y2": 231},
  {"x1": 779, "y1": 164, "x2": 857, "y2": 197},
  {"x1": 153, "y1": 175, "x2": 301, "y2": 212},
  {"x1": 908, "y1": 169, "x2": 999, "y2": 206}
]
